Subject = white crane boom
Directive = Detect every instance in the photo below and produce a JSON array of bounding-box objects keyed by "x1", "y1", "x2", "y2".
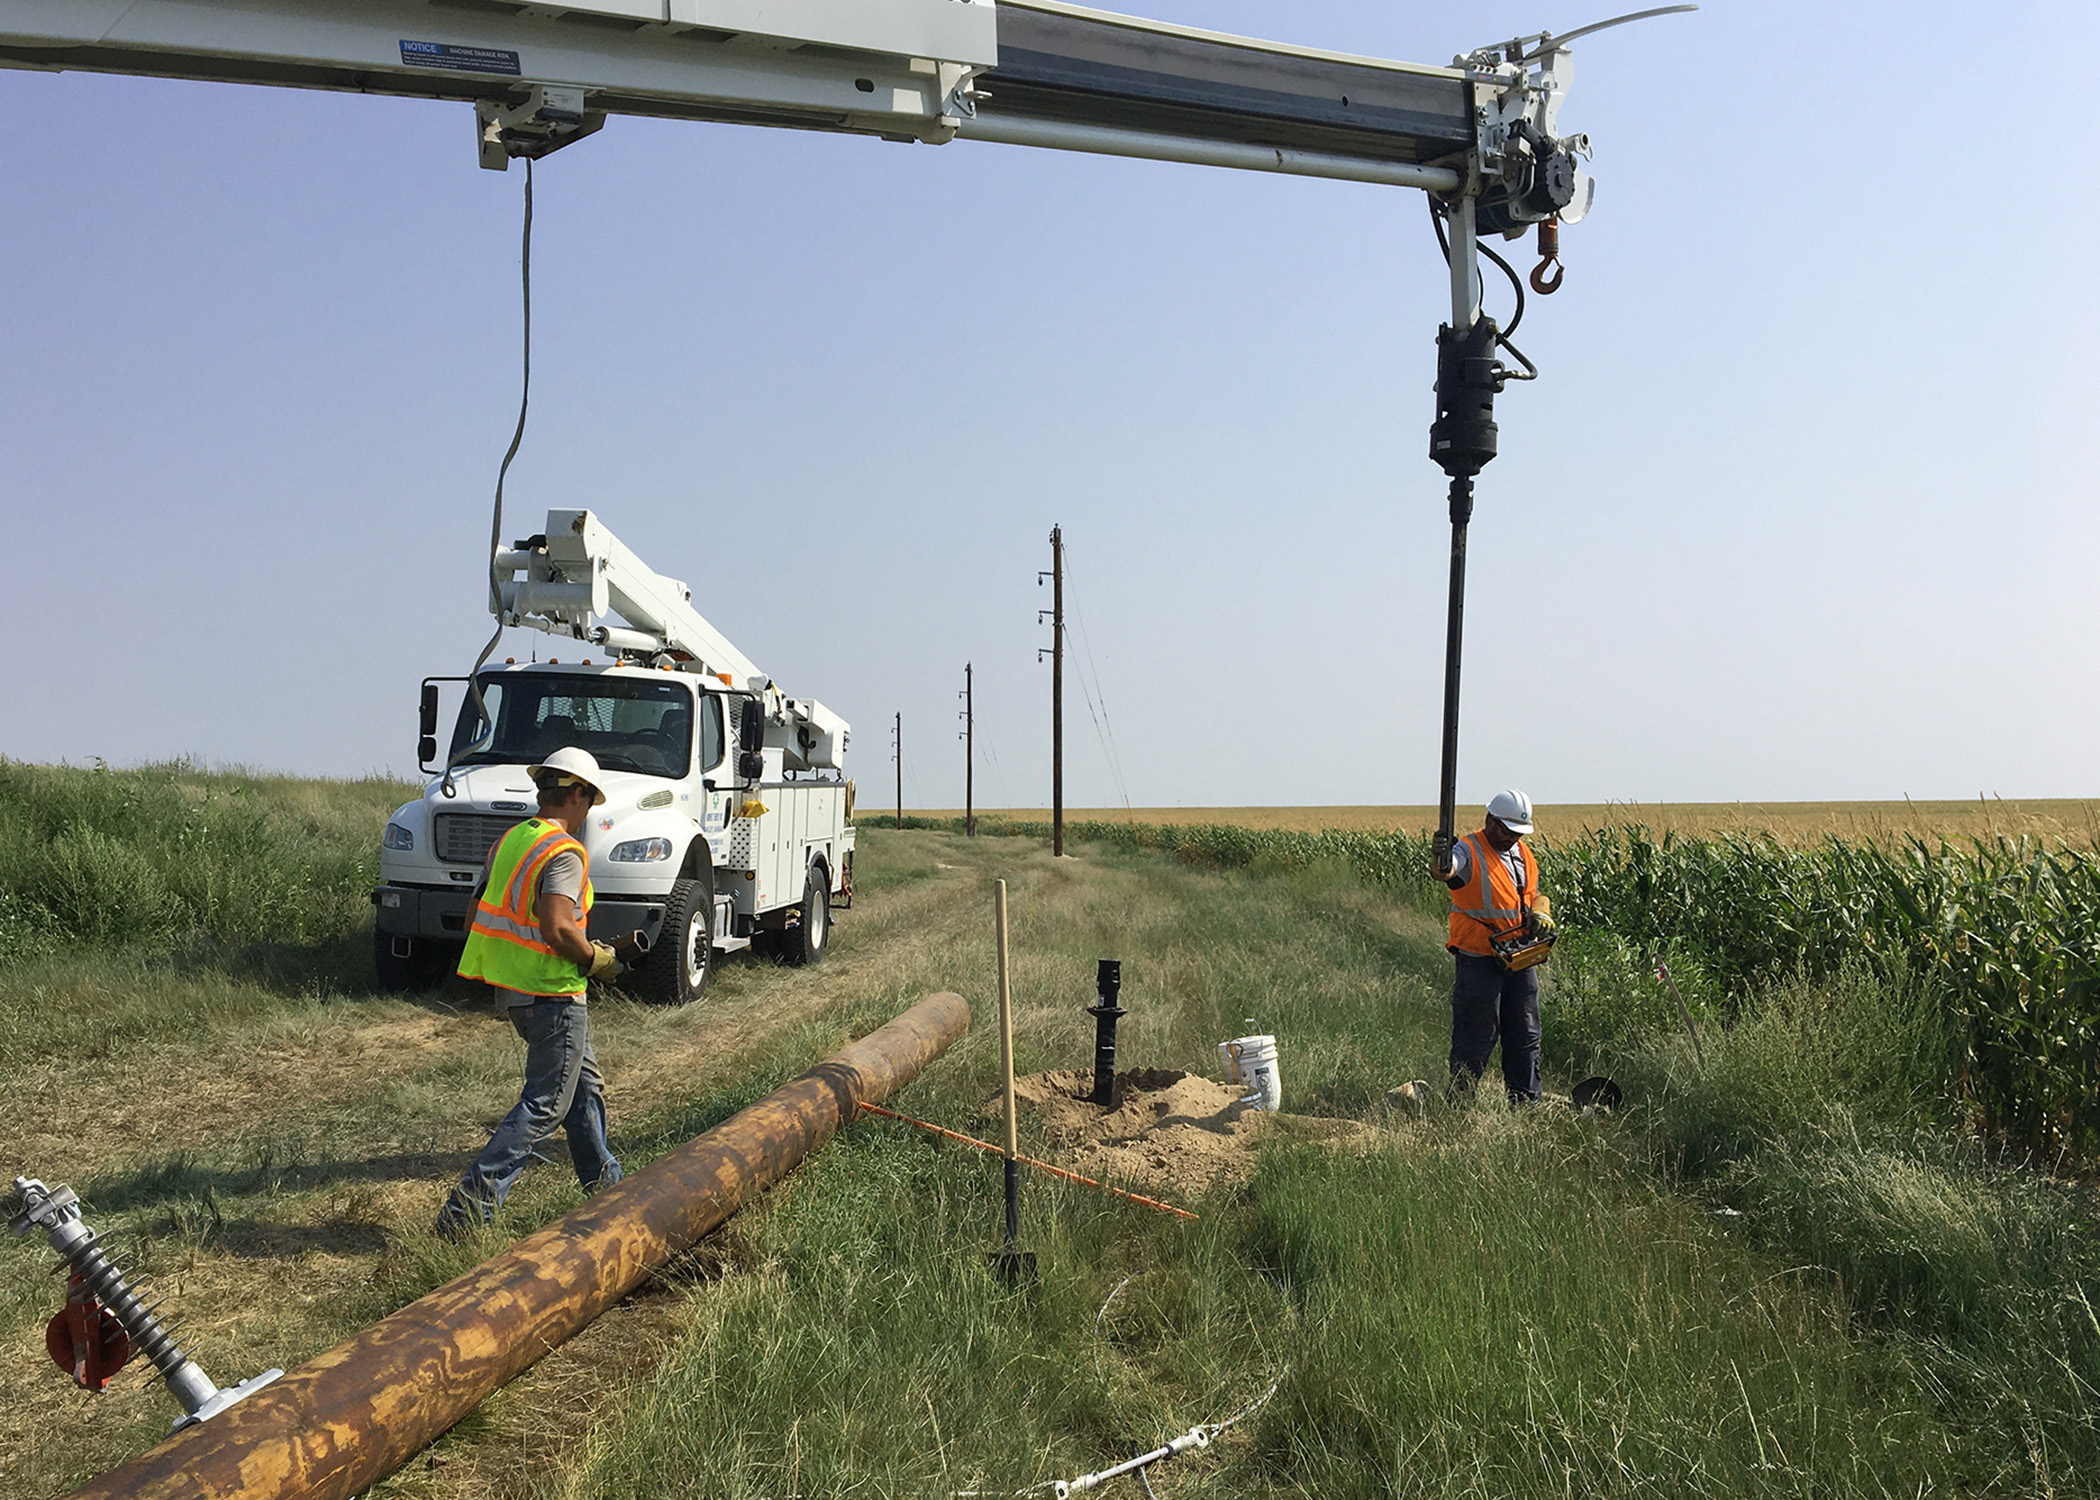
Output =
[
  {"x1": 496, "y1": 508, "x2": 758, "y2": 684},
  {"x1": 0, "y1": 1, "x2": 1547, "y2": 202},
  {"x1": 494, "y1": 508, "x2": 849, "y2": 771},
  {"x1": 2, "y1": 0, "x2": 1693, "y2": 852}
]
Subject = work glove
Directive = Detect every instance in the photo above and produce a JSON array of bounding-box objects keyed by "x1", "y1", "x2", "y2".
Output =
[{"x1": 586, "y1": 942, "x2": 622, "y2": 981}]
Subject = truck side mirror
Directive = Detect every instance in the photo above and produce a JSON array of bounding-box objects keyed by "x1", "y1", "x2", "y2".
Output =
[
  {"x1": 418, "y1": 683, "x2": 440, "y2": 767},
  {"x1": 737, "y1": 699, "x2": 766, "y2": 781}
]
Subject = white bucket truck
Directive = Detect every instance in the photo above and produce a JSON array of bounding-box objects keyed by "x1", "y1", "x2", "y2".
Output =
[{"x1": 372, "y1": 509, "x2": 854, "y2": 1002}]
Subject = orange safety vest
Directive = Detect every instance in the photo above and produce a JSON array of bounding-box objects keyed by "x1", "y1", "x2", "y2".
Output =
[
  {"x1": 1446, "y1": 829, "x2": 1540, "y2": 956},
  {"x1": 457, "y1": 819, "x2": 595, "y2": 996}
]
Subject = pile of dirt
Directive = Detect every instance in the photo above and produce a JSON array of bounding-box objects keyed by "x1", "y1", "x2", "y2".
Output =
[{"x1": 989, "y1": 1068, "x2": 1365, "y2": 1198}]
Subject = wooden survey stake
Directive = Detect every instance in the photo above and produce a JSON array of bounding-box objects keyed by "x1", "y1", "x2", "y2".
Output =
[{"x1": 994, "y1": 879, "x2": 1028, "y2": 1277}]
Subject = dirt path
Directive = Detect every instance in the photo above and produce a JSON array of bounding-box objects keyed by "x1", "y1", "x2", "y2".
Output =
[
  {"x1": 2, "y1": 838, "x2": 1036, "y2": 1500},
  {"x1": 3, "y1": 1011, "x2": 475, "y2": 1185},
  {"x1": 6, "y1": 850, "x2": 997, "y2": 1189}
]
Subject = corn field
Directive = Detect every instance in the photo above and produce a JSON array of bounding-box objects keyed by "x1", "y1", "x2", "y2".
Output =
[
  {"x1": 896, "y1": 815, "x2": 2100, "y2": 1153},
  {"x1": 1550, "y1": 827, "x2": 2100, "y2": 1153}
]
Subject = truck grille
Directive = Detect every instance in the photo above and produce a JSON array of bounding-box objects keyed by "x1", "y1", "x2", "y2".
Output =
[{"x1": 434, "y1": 812, "x2": 525, "y2": 865}]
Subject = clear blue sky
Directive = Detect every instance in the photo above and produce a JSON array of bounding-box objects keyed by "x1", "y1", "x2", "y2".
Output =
[{"x1": 4, "y1": 2, "x2": 2093, "y2": 808}]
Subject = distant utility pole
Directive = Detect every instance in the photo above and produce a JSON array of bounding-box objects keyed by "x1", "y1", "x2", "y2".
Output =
[
  {"x1": 1037, "y1": 525, "x2": 1065, "y2": 857},
  {"x1": 959, "y1": 662, "x2": 975, "y2": 837},
  {"x1": 893, "y1": 711, "x2": 903, "y2": 830}
]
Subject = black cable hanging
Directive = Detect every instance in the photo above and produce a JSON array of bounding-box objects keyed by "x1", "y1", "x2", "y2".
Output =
[{"x1": 442, "y1": 157, "x2": 534, "y2": 799}]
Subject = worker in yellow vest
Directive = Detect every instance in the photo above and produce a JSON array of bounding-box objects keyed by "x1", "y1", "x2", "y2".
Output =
[
  {"x1": 436, "y1": 747, "x2": 625, "y2": 1234},
  {"x1": 1438, "y1": 789, "x2": 1548, "y2": 1103}
]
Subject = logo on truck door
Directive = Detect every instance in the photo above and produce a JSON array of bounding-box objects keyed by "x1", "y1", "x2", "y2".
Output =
[{"x1": 703, "y1": 791, "x2": 729, "y2": 834}]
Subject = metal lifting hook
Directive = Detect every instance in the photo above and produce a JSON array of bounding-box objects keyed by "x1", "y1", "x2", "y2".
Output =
[{"x1": 1529, "y1": 218, "x2": 1564, "y2": 294}]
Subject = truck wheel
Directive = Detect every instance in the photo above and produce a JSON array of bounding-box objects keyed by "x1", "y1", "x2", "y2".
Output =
[
  {"x1": 373, "y1": 930, "x2": 450, "y2": 993},
  {"x1": 782, "y1": 863, "x2": 830, "y2": 968},
  {"x1": 641, "y1": 873, "x2": 714, "y2": 1004}
]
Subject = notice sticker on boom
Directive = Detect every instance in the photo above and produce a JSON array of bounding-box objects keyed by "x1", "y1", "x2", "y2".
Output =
[{"x1": 399, "y1": 40, "x2": 521, "y2": 76}]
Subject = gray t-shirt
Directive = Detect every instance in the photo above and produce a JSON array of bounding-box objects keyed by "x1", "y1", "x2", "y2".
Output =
[
  {"x1": 492, "y1": 848, "x2": 588, "y2": 1009},
  {"x1": 1447, "y1": 837, "x2": 1528, "y2": 897}
]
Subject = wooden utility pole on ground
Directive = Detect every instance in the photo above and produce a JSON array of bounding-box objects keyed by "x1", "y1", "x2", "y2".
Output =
[
  {"x1": 960, "y1": 662, "x2": 975, "y2": 836},
  {"x1": 893, "y1": 712, "x2": 902, "y2": 829},
  {"x1": 1038, "y1": 526, "x2": 1064, "y2": 856}
]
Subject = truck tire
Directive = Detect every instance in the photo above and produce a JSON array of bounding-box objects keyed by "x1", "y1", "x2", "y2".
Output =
[
  {"x1": 782, "y1": 862, "x2": 830, "y2": 968},
  {"x1": 373, "y1": 930, "x2": 451, "y2": 993},
  {"x1": 640, "y1": 872, "x2": 714, "y2": 1004}
]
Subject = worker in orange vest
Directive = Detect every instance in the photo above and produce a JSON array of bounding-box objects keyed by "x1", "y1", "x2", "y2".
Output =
[{"x1": 1438, "y1": 789, "x2": 1548, "y2": 1102}]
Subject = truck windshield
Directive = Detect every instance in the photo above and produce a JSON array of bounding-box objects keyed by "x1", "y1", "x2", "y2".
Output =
[{"x1": 450, "y1": 674, "x2": 696, "y2": 778}]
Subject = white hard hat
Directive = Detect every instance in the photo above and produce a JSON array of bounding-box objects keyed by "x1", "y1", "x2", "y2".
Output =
[
  {"x1": 1485, "y1": 788, "x2": 1534, "y2": 835},
  {"x1": 527, "y1": 746, "x2": 608, "y2": 806}
]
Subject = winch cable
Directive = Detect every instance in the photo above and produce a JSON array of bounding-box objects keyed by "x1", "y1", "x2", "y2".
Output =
[
  {"x1": 977, "y1": 1275, "x2": 1287, "y2": 1500},
  {"x1": 966, "y1": 1366, "x2": 1289, "y2": 1498},
  {"x1": 441, "y1": 157, "x2": 535, "y2": 800}
]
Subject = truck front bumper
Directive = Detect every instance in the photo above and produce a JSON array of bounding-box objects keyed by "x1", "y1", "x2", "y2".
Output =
[{"x1": 371, "y1": 885, "x2": 671, "y2": 947}]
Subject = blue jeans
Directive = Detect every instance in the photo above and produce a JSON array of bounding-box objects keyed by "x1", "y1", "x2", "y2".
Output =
[
  {"x1": 1449, "y1": 951, "x2": 1541, "y2": 1103},
  {"x1": 439, "y1": 999, "x2": 621, "y2": 1226}
]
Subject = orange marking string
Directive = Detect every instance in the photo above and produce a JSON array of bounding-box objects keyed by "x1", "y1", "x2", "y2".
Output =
[{"x1": 856, "y1": 1102, "x2": 1199, "y2": 1222}]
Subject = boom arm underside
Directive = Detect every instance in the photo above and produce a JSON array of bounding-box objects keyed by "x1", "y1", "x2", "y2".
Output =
[
  {"x1": 980, "y1": 5, "x2": 1471, "y2": 166},
  {"x1": 0, "y1": 0, "x2": 1474, "y2": 186}
]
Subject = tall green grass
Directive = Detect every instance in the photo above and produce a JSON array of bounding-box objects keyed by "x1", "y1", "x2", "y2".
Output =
[
  {"x1": 556, "y1": 1111, "x2": 1980, "y2": 1499},
  {"x1": 541, "y1": 829, "x2": 2086, "y2": 1497},
  {"x1": 557, "y1": 1093, "x2": 1983, "y2": 1498},
  {"x1": 1569, "y1": 959, "x2": 2100, "y2": 1484},
  {"x1": 0, "y1": 758, "x2": 404, "y2": 960},
  {"x1": 914, "y1": 814, "x2": 2100, "y2": 1154},
  {"x1": 4, "y1": 771, "x2": 2093, "y2": 1494},
  {"x1": 1551, "y1": 827, "x2": 2100, "y2": 1151},
  {"x1": 0, "y1": 760, "x2": 411, "y2": 1076}
]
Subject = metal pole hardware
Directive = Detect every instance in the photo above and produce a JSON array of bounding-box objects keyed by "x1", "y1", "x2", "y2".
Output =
[
  {"x1": 1087, "y1": 959, "x2": 1125, "y2": 1106},
  {"x1": 11, "y1": 1178, "x2": 282, "y2": 1430}
]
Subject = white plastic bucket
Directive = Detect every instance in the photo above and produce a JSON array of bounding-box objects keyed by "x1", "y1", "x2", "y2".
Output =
[{"x1": 1220, "y1": 1034, "x2": 1282, "y2": 1111}]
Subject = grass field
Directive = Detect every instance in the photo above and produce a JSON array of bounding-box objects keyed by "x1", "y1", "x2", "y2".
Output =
[
  {"x1": 3, "y1": 763, "x2": 2095, "y2": 1497},
  {"x1": 905, "y1": 800, "x2": 2100, "y2": 846}
]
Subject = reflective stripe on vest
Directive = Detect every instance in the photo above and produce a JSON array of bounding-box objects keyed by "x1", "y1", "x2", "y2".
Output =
[
  {"x1": 1446, "y1": 831, "x2": 1539, "y2": 956},
  {"x1": 456, "y1": 819, "x2": 595, "y2": 996}
]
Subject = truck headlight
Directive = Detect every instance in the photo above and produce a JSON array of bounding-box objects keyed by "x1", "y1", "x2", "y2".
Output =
[
  {"x1": 609, "y1": 837, "x2": 674, "y2": 862},
  {"x1": 383, "y1": 823, "x2": 415, "y2": 851}
]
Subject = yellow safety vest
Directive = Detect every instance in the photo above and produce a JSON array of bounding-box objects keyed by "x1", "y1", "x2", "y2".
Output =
[{"x1": 457, "y1": 819, "x2": 595, "y2": 997}]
